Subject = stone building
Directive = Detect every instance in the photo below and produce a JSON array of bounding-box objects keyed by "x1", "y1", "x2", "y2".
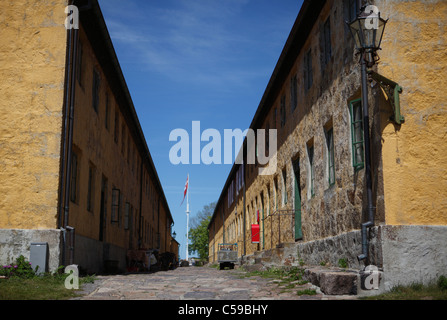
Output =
[
  {"x1": 0, "y1": 0, "x2": 175, "y2": 274},
  {"x1": 208, "y1": 0, "x2": 447, "y2": 289}
]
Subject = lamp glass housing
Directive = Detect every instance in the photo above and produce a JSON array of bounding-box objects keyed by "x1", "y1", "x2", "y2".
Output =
[{"x1": 349, "y1": 11, "x2": 387, "y2": 51}]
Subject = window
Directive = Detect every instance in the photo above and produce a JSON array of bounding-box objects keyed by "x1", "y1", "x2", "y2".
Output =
[
  {"x1": 70, "y1": 152, "x2": 79, "y2": 203},
  {"x1": 236, "y1": 164, "x2": 244, "y2": 195},
  {"x1": 282, "y1": 167, "x2": 288, "y2": 205},
  {"x1": 307, "y1": 143, "x2": 315, "y2": 197},
  {"x1": 290, "y1": 75, "x2": 298, "y2": 112},
  {"x1": 321, "y1": 17, "x2": 332, "y2": 68},
  {"x1": 344, "y1": 0, "x2": 360, "y2": 39},
  {"x1": 304, "y1": 49, "x2": 313, "y2": 91},
  {"x1": 326, "y1": 127, "x2": 335, "y2": 186},
  {"x1": 280, "y1": 95, "x2": 286, "y2": 127},
  {"x1": 92, "y1": 69, "x2": 100, "y2": 113},
  {"x1": 227, "y1": 180, "x2": 234, "y2": 208},
  {"x1": 111, "y1": 188, "x2": 120, "y2": 223},
  {"x1": 87, "y1": 162, "x2": 96, "y2": 212},
  {"x1": 349, "y1": 99, "x2": 364, "y2": 170}
]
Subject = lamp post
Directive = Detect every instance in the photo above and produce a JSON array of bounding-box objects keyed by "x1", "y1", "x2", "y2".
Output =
[{"x1": 347, "y1": 4, "x2": 387, "y2": 263}]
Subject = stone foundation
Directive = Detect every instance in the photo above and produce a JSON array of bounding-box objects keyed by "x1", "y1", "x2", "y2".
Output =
[
  {"x1": 241, "y1": 225, "x2": 447, "y2": 292},
  {"x1": 0, "y1": 229, "x2": 62, "y2": 273},
  {"x1": 74, "y1": 234, "x2": 127, "y2": 274},
  {"x1": 0, "y1": 229, "x2": 129, "y2": 275},
  {"x1": 381, "y1": 225, "x2": 447, "y2": 289}
]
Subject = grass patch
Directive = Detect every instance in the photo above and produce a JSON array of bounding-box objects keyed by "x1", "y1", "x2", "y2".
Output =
[
  {"x1": 242, "y1": 266, "x2": 307, "y2": 289},
  {"x1": 297, "y1": 288, "x2": 317, "y2": 296},
  {"x1": 362, "y1": 276, "x2": 447, "y2": 300},
  {"x1": 0, "y1": 273, "x2": 96, "y2": 300},
  {"x1": 338, "y1": 258, "x2": 348, "y2": 269},
  {"x1": 1, "y1": 255, "x2": 96, "y2": 300},
  {"x1": 242, "y1": 266, "x2": 305, "y2": 281}
]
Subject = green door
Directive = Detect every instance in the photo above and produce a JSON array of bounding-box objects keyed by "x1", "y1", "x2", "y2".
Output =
[{"x1": 293, "y1": 160, "x2": 302, "y2": 240}]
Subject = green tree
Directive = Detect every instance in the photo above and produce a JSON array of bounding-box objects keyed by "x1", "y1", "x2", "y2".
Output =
[{"x1": 188, "y1": 202, "x2": 215, "y2": 260}]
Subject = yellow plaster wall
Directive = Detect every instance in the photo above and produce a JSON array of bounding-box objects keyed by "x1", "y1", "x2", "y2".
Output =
[
  {"x1": 0, "y1": 1, "x2": 68, "y2": 229},
  {"x1": 377, "y1": 0, "x2": 447, "y2": 225}
]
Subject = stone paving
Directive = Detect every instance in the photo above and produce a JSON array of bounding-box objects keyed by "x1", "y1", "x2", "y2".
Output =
[{"x1": 75, "y1": 266, "x2": 358, "y2": 300}]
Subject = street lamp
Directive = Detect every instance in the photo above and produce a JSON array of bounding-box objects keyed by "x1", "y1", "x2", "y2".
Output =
[
  {"x1": 348, "y1": 5, "x2": 388, "y2": 67},
  {"x1": 347, "y1": 4, "x2": 388, "y2": 263},
  {"x1": 172, "y1": 231, "x2": 176, "y2": 239}
]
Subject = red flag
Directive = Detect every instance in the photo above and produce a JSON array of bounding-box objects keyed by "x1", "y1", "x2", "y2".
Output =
[{"x1": 181, "y1": 175, "x2": 189, "y2": 205}]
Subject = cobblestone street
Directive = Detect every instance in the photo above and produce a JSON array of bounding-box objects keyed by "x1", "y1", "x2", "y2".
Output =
[{"x1": 75, "y1": 266, "x2": 358, "y2": 301}]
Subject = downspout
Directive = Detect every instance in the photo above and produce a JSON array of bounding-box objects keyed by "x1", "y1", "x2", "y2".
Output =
[
  {"x1": 58, "y1": 14, "x2": 73, "y2": 265},
  {"x1": 62, "y1": 22, "x2": 79, "y2": 267},
  {"x1": 63, "y1": 25, "x2": 78, "y2": 266},
  {"x1": 60, "y1": 0, "x2": 91, "y2": 266}
]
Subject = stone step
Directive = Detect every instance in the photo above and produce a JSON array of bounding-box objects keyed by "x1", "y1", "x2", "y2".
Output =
[
  {"x1": 304, "y1": 266, "x2": 385, "y2": 296},
  {"x1": 241, "y1": 241, "x2": 387, "y2": 296},
  {"x1": 304, "y1": 267, "x2": 358, "y2": 295}
]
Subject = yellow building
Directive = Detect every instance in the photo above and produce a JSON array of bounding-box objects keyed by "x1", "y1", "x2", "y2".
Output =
[
  {"x1": 0, "y1": 0, "x2": 176, "y2": 274},
  {"x1": 209, "y1": 0, "x2": 447, "y2": 289}
]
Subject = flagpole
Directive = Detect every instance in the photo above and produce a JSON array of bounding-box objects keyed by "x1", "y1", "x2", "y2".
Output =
[{"x1": 186, "y1": 174, "x2": 190, "y2": 262}]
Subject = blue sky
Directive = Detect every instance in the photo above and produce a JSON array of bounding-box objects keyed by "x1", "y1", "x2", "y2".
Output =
[{"x1": 98, "y1": 0, "x2": 304, "y2": 259}]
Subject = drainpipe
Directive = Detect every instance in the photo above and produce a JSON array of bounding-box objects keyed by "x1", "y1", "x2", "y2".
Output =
[
  {"x1": 59, "y1": 21, "x2": 73, "y2": 268},
  {"x1": 60, "y1": 0, "x2": 91, "y2": 267},
  {"x1": 62, "y1": 25, "x2": 78, "y2": 266},
  {"x1": 60, "y1": 13, "x2": 79, "y2": 266},
  {"x1": 58, "y1": 12, "x2": 73, "y2": 236},
  {"x1": 357, "y1": 52, "x2": 375, "y2": 264}
]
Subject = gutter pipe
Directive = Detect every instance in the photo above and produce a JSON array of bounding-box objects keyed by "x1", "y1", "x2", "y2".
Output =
[{"x1": 60, "y1": 0, "x2": 91, "y2": 267}]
